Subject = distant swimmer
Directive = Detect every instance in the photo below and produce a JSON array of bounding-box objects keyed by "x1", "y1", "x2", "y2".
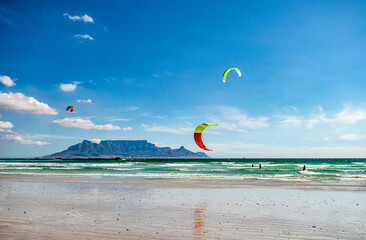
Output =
[
  {"x1": 302, "y1": 165, "x2": 306, "y2": 171},
  {"x1": 259, "y1": 164, "x2": 261, "y2": 169},
  {"x1": 251, "y1": 164, "x2": 254, "y2": 167}
]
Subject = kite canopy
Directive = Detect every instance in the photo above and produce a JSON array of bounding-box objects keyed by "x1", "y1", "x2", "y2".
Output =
[
  {"x1": 222, "y1": 68, "x2": 241, "y2": 83},
  {"x1": 66, "y1": 106, "x2": 74, "y2": 112},
  {"x1": 194, "y1": 123, "x2": 217, "y2": 151}
]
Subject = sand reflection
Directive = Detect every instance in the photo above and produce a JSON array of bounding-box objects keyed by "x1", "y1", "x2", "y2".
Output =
[{"x1": 194, "y1": 203, "x2": 207, "y2": 239}]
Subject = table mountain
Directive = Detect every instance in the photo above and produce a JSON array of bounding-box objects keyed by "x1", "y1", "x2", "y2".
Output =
[{"x1": 43, "y1": 140, "x2": 209, "y2": 159}]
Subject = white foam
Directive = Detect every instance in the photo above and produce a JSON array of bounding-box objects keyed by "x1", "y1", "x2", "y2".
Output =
[
  {"x1": 298, "y1": 170, "x2": 340, "y2": 176},
  {"x1": 0, "y1": 162, "x2": 65, "y2": 167},
  {"x1": 161, "y1": 163, "x2": 205, "y2": 167},
  {"x1": 105, "y1": 167, "x2": 144, "y2": 171},
  {"x1": 0, "y1": 167, "x2": 44, "y2": 170},
  {"x1": 68, "y1": 163, "x2": 134, "y2": 167}
]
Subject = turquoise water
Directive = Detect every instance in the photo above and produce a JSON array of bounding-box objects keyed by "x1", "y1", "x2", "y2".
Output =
[{"x1": 0, "y1": 159, "x2": 365, "y2": 182}]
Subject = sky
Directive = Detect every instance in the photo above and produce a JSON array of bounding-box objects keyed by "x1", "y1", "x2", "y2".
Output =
[{"x1": 1, "y1": 0, "x2": 366, "y2": 158}]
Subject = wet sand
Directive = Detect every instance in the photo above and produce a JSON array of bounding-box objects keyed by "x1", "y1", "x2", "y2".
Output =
[{"x1": 0, "y1": 175, "x2": 365, "y2": 239}]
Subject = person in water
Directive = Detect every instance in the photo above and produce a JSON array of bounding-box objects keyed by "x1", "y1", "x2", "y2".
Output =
[
  {"x1": 259, "y1": 163, "x2": 261, "y2": 169},
  {"x1": 302, "y1": 165, "x2": 306, "y2": 171},
  {"x1": 251, "y1": 164, "x2": 254, "y2": 167}
]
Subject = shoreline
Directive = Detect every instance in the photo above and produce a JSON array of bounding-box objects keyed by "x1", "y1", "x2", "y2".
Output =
[
  {"x1": 2, "y1": 157, "x2": 366, "y2": 161},
  {"x1": 1, "y1": 174, "x2": 365, "y2": 191},
  {"x1": 1, "y1": 174, "x2": 365, "y2": 239}
]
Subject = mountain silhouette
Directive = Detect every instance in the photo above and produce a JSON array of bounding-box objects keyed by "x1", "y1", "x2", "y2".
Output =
[{"x1": 43, "y1": 140, "x2": 209, "y2": 159}]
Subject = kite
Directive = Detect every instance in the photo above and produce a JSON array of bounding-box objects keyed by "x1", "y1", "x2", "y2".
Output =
[
  {"x1": 66, "y1": 106, "x2": 74, "y2": 112},
  {"x1": 194, "y1": 123, "x2": 217, "y2": 151},
  {"x1": 222, "y1": 68, "x2": 241, "y2": 83}
]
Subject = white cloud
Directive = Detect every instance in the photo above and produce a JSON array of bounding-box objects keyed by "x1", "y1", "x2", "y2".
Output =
[
  {"x1": 2, "y1": 134, "x2": 50, "y2": 145},
  {"x1": 305, "y1": 106, "x2": 332, "y2": 128},
  {"x1": 207, "y1": 106, "x2": 268, "y2": 132},
  {"x1": 0, "y1": 129, "x2": 13, "y2": 133},
  {"x1": 121, "y1": 126, "x2": 133, "y2": 131},
  {"x1": 208, "y1": 141, "x2": 366, "y2": 158},
  {"x1": 127, "y1": 106, "x2": 139, "y2": 111},
  {"x1": 0, "y1": 120, "x2": 13, "y2": 129},
  {"x1": 141, "y1": 112, "x2": 165, "y2": 119},
  {"x1": 277, "y1": 115, "x2": 303, "y2": 128},
  {"x1": 60, "y1": 83, "x2": 77, "y2": 92},
  {"x1": 142, "y1": 123, "x2": 191, "y2": 134},
  {"x1": 90, "y1": 138, "x2": 101, "y2": 144},
  {"x1": 0, "y1": 120, "x2": 14, "y2": 133},
  {"x1": 339, "y1": 133, "x2": 366, "y2": 141},
  {"x1": 222, "y1": 107, "x2": 269, "y2": 129},
  {"x1": 207, "y1": 116, "x2": 247, "y2": 133},
  {"x1": 63, "y1": 13, "x2": 94, "y2": 23},
  {"x1": 73, "y1": 34, "x2": 94, "y2": 40},
  {"x1": 335, "y1": 108, "x2": 366, "y2": 124},
  {"x1": 306, "y1": 106, "x2": 366, "y2": 128},
  {"x1": 0, "y1": 75, "x2": 16, "y2": 87},
  {"x1": 111, "y1": 118, "x2": 129, "y2": 122},
  {"x1": 52, "y1": 117, "x2": 127, "y2": 130},
  {"x1": 77, "y1": 99, "x2": 92, "y2": 103},
  {"x1": 0, "y1": 92, "x2": 58, "y2": 115},
  {"x1": 22, "y1": 134, "x2": 79, "y2": 140}
]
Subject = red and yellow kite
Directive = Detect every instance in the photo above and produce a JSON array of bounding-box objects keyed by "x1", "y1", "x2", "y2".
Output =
[{"x1": 194, "y1": 123, "x2": 217, "y2": 151}]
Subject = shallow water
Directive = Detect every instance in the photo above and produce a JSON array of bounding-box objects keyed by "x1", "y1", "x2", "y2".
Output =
[{"x1": 0, "y1": 158, "x2": 365, "y2": 183}]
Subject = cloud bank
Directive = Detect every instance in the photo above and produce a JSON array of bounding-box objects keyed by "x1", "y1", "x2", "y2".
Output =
[
  {"x1": 0, "y1": 92, "x2": 58, "y2": 115},
  {"x1": 53, "y1": 117, "x2": 131, "y2": 131},
  {"x1": 2, "y1": 134, "x2": 50, "y2": 145},
  {"x1": 207, "y1": 106, "x2": 268, "y2": 133},
  {"x1": 276, "y1": 106, "x2": 366, "y2": 129},
  {"x1": 142, "y1": 123, "x2": 191, "y2": 134},
  {"x1": 339, "y1": 133, "x2": 366, "y2": 141}
]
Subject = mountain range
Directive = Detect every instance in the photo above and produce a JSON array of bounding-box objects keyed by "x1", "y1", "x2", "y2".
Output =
[{"x1": 42, "y1": 140, "x2": 209, "y2": 159}]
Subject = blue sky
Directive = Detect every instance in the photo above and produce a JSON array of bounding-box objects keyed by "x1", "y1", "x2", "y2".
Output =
[{"x1": 1, "y1": 0, "x2": 366, "y2": 158}]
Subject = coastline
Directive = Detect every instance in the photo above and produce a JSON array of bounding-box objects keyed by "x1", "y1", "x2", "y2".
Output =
[{"x1": 1, "y1": 174, "x2": 365, "y2": 239}]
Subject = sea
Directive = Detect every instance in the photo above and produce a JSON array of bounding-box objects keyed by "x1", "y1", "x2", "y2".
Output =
[{"x1": 0, "y1": 158, "x2": 365, "y2": 184}]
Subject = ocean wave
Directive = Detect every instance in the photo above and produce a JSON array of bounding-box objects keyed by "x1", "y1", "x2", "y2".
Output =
[
  {"x1": 105, "y1": 167, "x2": 144, "y2": 171},
  {"x1": 68, "y1": 163, "x2": 134, "y2": 167},
  {"x1": 342, "y1": 169, "x2": 365, "y2": 172},
  {"x1": 297, "y1": 170, "x2": 341, "y2": 176},
  {"x1": 0, "y1": 171, "x2": 339, "y2": 182},
  {"x1": 0, "y1": 167, "x2": 44, "y2": 170},
  {"x1": 0, "y1": 162, "x2": 65, "y2": 167},
  {"x1": 160, "y1": 163, "x2": 206, "y2": 167},
  {"x1": 352, "y1": 162, "x2": 366, "y2": 166}
]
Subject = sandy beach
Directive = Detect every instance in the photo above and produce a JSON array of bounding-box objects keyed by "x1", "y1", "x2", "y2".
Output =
[{"x1": 0, "y1": 174, "x2": 365, "y2": 240}]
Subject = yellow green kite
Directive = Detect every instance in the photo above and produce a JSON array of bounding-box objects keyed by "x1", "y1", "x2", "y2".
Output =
[{"x1": 222, "y1": 68, "x2": 241, "y2": 83}]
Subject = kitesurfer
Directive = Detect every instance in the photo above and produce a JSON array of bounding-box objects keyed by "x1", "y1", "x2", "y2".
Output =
[{"x1": 302, "y1": 165, "x2": 306, "y2": 171}]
